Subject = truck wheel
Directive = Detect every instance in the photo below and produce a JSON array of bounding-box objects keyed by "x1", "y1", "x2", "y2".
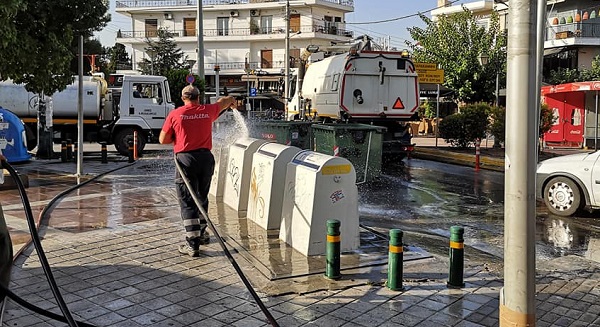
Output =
[
  {"x1": 543, "y1": 176, "x2": 582, "y2": 217},
  {"x1": 24, "y1": 125, "x2": 37, "y2": 151},
  {"x1": 114, "y1": 128, "x2": 146, "y2": 157}
]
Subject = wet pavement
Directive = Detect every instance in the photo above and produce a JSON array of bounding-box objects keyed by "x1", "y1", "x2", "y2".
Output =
[{"x1": 1, "y1": 143, "x2": 600, "y2": 326}]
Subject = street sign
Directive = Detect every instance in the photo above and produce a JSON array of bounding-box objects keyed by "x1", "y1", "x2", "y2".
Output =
[
  {"x1": 418, "y1": 69, "x2": 445, "y2": 84},
  {"x1": 186, "y1": 74, "x2": 195, "y2": 84},
  {"x1": 250, "y1": 88, "x2": 257, "y2": 97},
  {"x1": 414, "y1": 62, "x2": 438, "y2": 71}
]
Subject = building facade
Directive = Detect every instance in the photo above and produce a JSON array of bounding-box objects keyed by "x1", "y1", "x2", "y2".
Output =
[{"x1": 115, "y1": 0, "x2": 355, "y2": 103}]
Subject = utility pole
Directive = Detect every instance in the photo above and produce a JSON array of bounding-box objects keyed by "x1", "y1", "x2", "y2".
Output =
[
  {"x1": 284, "y1": 0, "x2": 290, "y2": 121},
  {"x1": 500, "y1": 0, "x2": 538, "y2": 325},
  {"x1": 197, "y1": 0, "x2": 205, "y2": 82}
]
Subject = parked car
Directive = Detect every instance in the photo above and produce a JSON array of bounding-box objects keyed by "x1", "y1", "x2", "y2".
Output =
[{"x1": 536, "y1": 151, "x2": 600, "y2": 216}]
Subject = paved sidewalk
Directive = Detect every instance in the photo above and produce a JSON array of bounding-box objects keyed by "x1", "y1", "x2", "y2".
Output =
[{"x1": 1, "y1": 151, "x2": 599, "y2": 326}]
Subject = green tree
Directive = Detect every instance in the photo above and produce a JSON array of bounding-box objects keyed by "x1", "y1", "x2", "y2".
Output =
[
  {"x1": 406, "y1": 9, "x2": 506, "y2": 104},
  {"x1": 139, "y1": 28, "x2": 187, "y2": 76},
  {"x1": 106, "y1": 43, "x2": 132, "y2": 74},
  {"x1": 166, "y1": 69, "x2": 206, "y2": 107},
  {"x1": 0, "y1": 0, "x2": 109, "y2": 158},
  {"x1": 0, "y1": 0, "x2": 110, "y2": 94}
]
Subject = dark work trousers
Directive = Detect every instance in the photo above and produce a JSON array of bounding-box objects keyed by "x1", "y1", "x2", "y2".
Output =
[{"x1": 175, "y1": 149, "x2": 215, "y2": 240}]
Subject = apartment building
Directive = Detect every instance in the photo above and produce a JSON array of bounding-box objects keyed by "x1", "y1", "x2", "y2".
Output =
[
  {"x1": 433, "y1": 0, "x2": 600, "y2": 81},
  {"x1": 115, "y1": 0, "x2": 354, "y2": 102}
]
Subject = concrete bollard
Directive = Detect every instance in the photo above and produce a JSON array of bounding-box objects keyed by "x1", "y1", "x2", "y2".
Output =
[
  {"x1": 448, "y1": 226, "x2": 465, "y2": 288},
  {"x1": 325, "y1": 219, "x2": 341, "y2": 280},
  {"x1": 128, "y1": 140, "x2": 134, "y2": 163},
  {"x1": 66, "y1": 139, "x2": 73, "y2": 161},
  {"x1": 100, "y1": 142, "x2": 108, "y2": 164},
  {"x1": 60, "y1": 141, "x2": 67, "y2": 162},
  {"x1": 387, "y1": 229, "x2": 404, "y2": 291}
]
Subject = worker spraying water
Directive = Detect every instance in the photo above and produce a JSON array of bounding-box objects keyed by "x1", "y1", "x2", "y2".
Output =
[{"x1": 159, "y1": 85, "x2": 238, "y2": 257}]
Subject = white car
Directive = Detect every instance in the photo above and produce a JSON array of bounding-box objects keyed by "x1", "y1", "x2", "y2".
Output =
[{"x1": 536, "y1": 151, "x2": 600, "y2": 216}]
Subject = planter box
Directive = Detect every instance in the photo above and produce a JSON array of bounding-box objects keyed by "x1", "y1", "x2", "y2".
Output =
[{"x1": 555, "y1": 31, "x2": 573, "y2": 39}]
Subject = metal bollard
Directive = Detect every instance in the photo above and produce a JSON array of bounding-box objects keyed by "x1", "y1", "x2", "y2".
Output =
[
  {"x1": 100, "y1": 142, "x2": 108, "y2": 164},
  {"x1": 72, "y1": 142, "x2": 78, "y2": 162},
  {"x1": 128, "y1": 140, "x2": 134, "y2": 163},
  {"x1": 60, "y1": 141, "x2": 67, "y2": 162},
  {"x1": 133, "y1": 130, "x2": 138, "y2": 160},
  {"x1": 66, "y1": 139, "x2": 73, "y2": 161},
  {"x1": 448, "y1": 226, "x2": 465, "y2": 288},
  {"x1": 387, "y1": 229, "x2": 404, "y2": 291},
  {"x1": 1, "y1": 204, "x2": 13, "y2": 303},
  {"x1": 475, "y1": 139, "x2": 481, "y2": 171},
  {"x1": 325, "y1": 219, "x2": 341, "y2": 280}
]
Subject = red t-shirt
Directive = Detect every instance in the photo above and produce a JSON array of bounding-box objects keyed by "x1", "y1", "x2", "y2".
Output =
[{"x1": 161, "y1": 102, "x2": 220, "y2": 153}]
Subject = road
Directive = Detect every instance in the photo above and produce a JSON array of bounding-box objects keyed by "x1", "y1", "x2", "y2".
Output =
[{"x1": 358, "y1": 158, "x2": 600, "y2": 270}]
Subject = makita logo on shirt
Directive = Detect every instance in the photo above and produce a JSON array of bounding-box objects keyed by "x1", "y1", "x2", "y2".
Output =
[{"x1": 180, "y1": 113, "x2": 210, "y2": 120}]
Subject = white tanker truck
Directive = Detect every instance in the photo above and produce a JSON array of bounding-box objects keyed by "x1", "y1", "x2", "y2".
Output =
[
  {"x1": 0, "y1": 74, "x2": 174, "y2": 156},
  {"x1": 288, "y1": 49, "x2": 420, "y2": 158}
]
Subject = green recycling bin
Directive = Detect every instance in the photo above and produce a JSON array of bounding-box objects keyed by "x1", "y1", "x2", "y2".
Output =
[
  {"x1": 312, "y1": 123, "x2": 386, "y2": 183},
  {"x1": 249, "y1": 120, "x2": 313, "y2": 149}
]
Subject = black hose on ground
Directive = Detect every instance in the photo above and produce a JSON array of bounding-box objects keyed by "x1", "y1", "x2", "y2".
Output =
[
  {"x1": 2, "y1": 160, "x2": 137, "y2": 326},
  {"x1": 1, "y1": 160, "x2": 80, "y2": 327},
  {"x1": 173, "y1": 157, "x2": 280, "y2": 327}
]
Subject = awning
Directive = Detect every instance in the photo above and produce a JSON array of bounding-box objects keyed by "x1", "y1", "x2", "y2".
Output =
[
  {"x1": 241, "y1": 75, "x2": 282, "y2": 82},
  {"x1": 419, "y1": 83, "x2": 455, "y2": 98},
  {"x1": 544, "y1": 47, "x2": 566, "y2": 56}
]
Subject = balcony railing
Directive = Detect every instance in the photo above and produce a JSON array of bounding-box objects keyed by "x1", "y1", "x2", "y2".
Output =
[
  {"x1": 546, "y1": 21, "x2": 600, "y2": 41},
  {"x1": 202, "y1": 60, "x2": 300, "y2": 71},
  {"x1": 116, "y1": 0, "x2": 353, "y2": 9},
  {"x1": 117, "y1": 24, "x2": 353, "y2": 39}
]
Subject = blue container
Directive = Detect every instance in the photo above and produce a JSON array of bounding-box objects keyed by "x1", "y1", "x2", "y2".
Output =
[{"x1": 0, "y1": 107, "x2": 31, "y2": 163}]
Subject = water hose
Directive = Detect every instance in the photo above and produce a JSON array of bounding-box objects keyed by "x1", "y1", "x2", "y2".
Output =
[
  {"x1": 173, "y1": 156, "x2": 280, "y2": 327},
  {"x1": 2, "y1": 159, "x2": 136, "y2": 326}
]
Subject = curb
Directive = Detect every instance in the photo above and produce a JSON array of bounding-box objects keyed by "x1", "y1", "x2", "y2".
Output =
[{"x1": 412, "y1": 147, "x2": 504, "y2": 172}]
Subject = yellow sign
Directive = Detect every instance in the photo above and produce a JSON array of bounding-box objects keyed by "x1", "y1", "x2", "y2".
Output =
[
  {"x1": 418, "y1": 69, "x2": 445, "y2": 84},
  {"x1": 321, "y1": 164, "x2": 352, "y2": 175},
  {"x1": 414, "y1": 62, "x2": 438, "y2": 71}
]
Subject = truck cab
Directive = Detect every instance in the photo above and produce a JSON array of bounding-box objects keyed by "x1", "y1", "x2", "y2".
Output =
[{"x1": 110, "y1": 75, "x2": 174, "y2": 155}]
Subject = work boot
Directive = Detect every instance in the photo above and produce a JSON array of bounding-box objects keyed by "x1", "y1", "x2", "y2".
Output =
[
  {"x1": 199, "y1": 230, "x2": 210, "y2": 245},
  {"x1": 178, "y1": 237, "x2": 200, "y2": 257}
]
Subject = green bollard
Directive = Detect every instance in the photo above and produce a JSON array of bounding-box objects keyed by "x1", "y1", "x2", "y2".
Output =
[
  {"x1": 325, "y1": 219, "x2": 341, "y2": 280},
  {"x1": 387, "y1": 229, "x2": 404, "y2": 291},
  {"x1": 448, "y1": 226, "x2": 465, "y2": 288}
]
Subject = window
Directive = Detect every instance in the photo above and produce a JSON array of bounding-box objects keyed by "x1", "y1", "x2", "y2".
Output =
[
  {"x1": 184, "y1": 18, "x2": 196, "y2": 37},
  {"x1": 145, "y1": 19, "x2": 158, "y2": 37},
  {"x1": 217, "y1": 17, "x2": 229, "y2": 36},
  {"x1": 132, "y1": 83, "x2": 163, "y2": 104},
  {"x1": 261, "y1": 16, "x2": 273, "y2": 34},
  {"x1": 332, "y1": 74, "x2": 340, "y2": 91}
]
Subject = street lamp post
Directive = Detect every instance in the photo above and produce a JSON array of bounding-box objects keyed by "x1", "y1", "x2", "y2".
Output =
[{"x1": 284, "y1": 0, "x2": 290, "y2": 121}]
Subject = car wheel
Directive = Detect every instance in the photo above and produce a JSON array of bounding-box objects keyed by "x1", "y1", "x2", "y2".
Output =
[{"x1": 543, "y1": 176, "x2": 582, "y2": 217}]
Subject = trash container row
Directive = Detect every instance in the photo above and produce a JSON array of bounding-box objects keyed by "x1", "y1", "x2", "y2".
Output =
[{"x1": 249, "y1": 121, "x2": 386, "y2": 183}]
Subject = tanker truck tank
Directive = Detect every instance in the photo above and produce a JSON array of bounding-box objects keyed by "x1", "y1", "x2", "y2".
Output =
[{"x1": 0, "y1": 77, "x2": 104, "y2": 118}]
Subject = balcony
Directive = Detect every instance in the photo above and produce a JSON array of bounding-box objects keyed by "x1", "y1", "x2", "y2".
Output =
[
  {"x1": 546, "y1": 21, "x2": 600, "y2": 41},
  {"x1": 116, "y1": 0, "x2": 354, "y2": 9},
  {"x1": 117, "y1": 24, "x2": 353, "y2": 39}
]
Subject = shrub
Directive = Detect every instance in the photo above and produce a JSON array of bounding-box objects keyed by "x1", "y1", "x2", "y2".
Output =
[
  {"x1": 439, "y1": 103, "x2": 489, "y2": 148},
  {"x1": 488, "y1": 105, "x2": 505, "y2": 144}
]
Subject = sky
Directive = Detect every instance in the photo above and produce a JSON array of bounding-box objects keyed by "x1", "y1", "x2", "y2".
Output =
[{"x1": 97, "y1": 0, "x2": 473, "y2": 49}]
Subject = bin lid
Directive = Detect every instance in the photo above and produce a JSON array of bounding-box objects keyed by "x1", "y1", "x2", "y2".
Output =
[
  {"x1": 232, "y1": 137, "x2": 267, "y2": 149},
  {"x1": 291, "y1": 150, "x2": 354, "y2": 175},
  {"x1": 256, "y1": 143, "x2": 301, "y2": 158},
  {"x1": 311, "y1": 123, "x2": 387, "y2": 133}
]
